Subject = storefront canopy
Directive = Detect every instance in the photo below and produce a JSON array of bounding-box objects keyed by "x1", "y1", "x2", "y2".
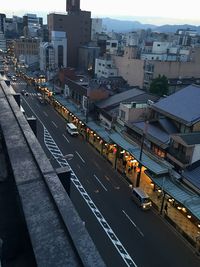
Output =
[
  {"x1": 109, "y1": 132, "x2": 168, "y2": 175},
  {"x1": 150, "y1": 174, "x2": 200, "y2": 221}
]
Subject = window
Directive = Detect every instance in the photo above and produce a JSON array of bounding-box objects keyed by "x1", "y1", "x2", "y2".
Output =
[
  {"x1": 58, "y1": 45, "x2": 63, "y2": 68},
  {"x1": 120, "y1": 110, "x2": 125, "y2": 120}
]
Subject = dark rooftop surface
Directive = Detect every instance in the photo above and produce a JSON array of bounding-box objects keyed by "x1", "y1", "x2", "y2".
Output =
[
  {"x1": 152, "y1": 84, "x2": 200, "y2": 125},
  {"x1": 178, "y1": 132, "x2": 200, "y2": 145}
]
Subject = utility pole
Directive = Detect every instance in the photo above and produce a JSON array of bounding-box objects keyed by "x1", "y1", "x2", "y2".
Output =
[{"x1": 136, "y1": 120, "x2": 149, "y2": 187}]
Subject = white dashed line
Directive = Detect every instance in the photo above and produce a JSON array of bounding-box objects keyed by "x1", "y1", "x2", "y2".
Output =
[
  {"x1": 44, "y1": 127, "x2": 137, "y2": 267},
  {"x1": 62, "y1": 134, "x2": 70, "y2": 143},
  {"x1": 94, "y1": 174, "x2": 108, "y2": 192},
  {"x1": 43, "y1": 111, "x2": 48, "y2": 117},
  {"x1": 75, "y1": 151, "x2": 85, "y2": 163},
  {"x1": 122, "y1": 210, "x2": 144, "y2": 237},
  {"x1": 52, "y1": 121, "x2": 58, "y2": 128}
]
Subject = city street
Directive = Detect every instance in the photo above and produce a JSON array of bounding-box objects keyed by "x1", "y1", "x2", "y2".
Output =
[{"x1": 12, "y1": 80, "x2": 200, "y2": 267}]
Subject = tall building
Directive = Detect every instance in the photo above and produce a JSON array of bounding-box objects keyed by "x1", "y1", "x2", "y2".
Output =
[
  {"x1": 51, "y1": 31, "x2": 67, "y2": 68},
  {"x1": 0, "y1": 13, "x2": 6, "y2": 33},
  {"x1": 66, "y1": 0, "x2": 80, "y2": 13},
  {"x1": 48, "y1": 0, "x2": 91, "y2": 68},
  {"x1": 23, "y1": 13, "x2": 43, "y2": 38}
]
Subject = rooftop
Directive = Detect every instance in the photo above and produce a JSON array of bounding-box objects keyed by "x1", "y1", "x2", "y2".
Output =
[{"x1": 152, "y1": 84, "x2": 200, "y2": 125}]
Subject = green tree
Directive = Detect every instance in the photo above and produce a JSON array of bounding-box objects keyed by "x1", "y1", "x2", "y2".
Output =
[{"x1": 149, "y1": 74, "x2": 169, "y2": 96}]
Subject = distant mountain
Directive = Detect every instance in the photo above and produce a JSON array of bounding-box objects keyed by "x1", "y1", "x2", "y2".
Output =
[
  {"x1": 102, "y1": 18, "x2": 200, "y2": 34},
  {"x1": 102, "y1": 18, "x2": 156, "y2": 32},
  {"x1": 155, "y1": 24, "x2": 200, "y2": 33}
]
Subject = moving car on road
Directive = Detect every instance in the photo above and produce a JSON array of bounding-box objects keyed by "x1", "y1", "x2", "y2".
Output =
[
  {"x1": 66, "y1": 123, "x2": 79, "y2": 136},
  {"x1": 131, "y1": 187, "x2": 152, "y2": 210}
]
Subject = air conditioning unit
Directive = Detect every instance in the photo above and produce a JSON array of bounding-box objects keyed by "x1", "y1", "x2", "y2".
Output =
[{"x1": 147, "y1": 99, "x2": 154, "y2": 106}]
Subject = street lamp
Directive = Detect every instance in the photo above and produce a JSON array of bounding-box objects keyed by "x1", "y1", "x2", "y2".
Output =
[{"x1": 136, "y1": 120, "x2": 149, "y2": 187}]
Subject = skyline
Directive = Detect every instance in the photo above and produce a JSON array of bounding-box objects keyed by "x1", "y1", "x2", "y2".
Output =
[{"x1": 1, "y1": 0, "x2": 200, "y2": 26}]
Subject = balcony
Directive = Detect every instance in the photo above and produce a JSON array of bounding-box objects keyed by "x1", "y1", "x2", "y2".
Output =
[{"x1": 167, "y1": 147, "x2": 191, "y2": 165}]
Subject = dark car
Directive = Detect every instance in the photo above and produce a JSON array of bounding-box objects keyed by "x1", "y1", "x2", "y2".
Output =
[{"x1": 21, "y1": 89, "x2": 28, "y2": 96}]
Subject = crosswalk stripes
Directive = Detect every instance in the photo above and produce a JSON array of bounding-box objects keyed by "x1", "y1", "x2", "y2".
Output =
[
  {"x1": 11, "y1": 81, "x2": 27, "y2": 85},
  {"x1": 43, "y1": 126, "x2": 137, "y2": 267}
]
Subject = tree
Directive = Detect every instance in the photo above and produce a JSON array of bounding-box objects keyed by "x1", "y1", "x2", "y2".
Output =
[{"x1": 149, "y1": 74, "x2": 169, "y2": 96}]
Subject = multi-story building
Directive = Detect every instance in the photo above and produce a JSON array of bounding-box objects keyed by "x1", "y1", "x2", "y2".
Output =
[
  {"x1": 113, "y1": 46, "x2": 144, "y2": 88},
  {"x1": 78, "y1": 42, "x2": 100, "y2": 73},
  {"x1": 113, "y1": 44, "x2": 200, "y2": 89},
  {"x1": 91, "y1": 18, "x2": 102, "y2": 41},
  {"x1": 0, "y1": 31, "x2": 6, "y2": 52},
  {"x1": 23, "y1": 13, "x2": 43, "y2": 38},
  {"x1": 0, "y1": 13, "x2": 6, "y2": 34},
  {"x1": 124, "y1": 31, "x2": 139, "y2": 46},
  {"x1": 123, "y1": 84, "x2": 200, "y2": 171},
  {"x1": 95, "y1": 56, "x2": 118, "y2": 78},
  {"x1": 106, "y1": 39, "x2": 118, "y2": 55},
  {"x1": 51, "y1": 31, "x2": 67, "y2": 68},
  {"x1": 13, "y1": 36, "x2": 40, "y2": 67},
  {"x1": 39, "y1": 42, "x2": 55, "y2": 72},
  {"x1": 48, "y1": 0, "x2": 91, "y2": 68}
]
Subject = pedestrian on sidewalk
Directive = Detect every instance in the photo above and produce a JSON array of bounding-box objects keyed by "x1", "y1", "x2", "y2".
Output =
[{"x1": 164, "y1": 202, "x2": 168, "y2": 215}]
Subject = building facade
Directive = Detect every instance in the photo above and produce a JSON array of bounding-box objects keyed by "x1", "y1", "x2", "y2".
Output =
[{"x1": 48, "y1": 2, "x2": 91, "y2": 68}]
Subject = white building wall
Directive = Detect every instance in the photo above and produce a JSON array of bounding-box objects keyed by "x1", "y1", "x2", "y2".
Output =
[
  {"x1": 152, "y1": 42, "x2": 170, "y2": 54},
  {"x1": 39, "y1": 43, "x2": 55, "y2": 71},
  {"x1": 0, "y1": 32, "x2": 6, "y2": 52},
  {"x1": 51, "y1": 31, "x2": 67, "y2": 68},
  {"x1": 125, "y1": 32, "x2": 139, "y2": 46},
  {"x1": 95, "y1": 57, "x2": 117, "y2": 78},
  {"x1": 106, "y1": 40, "x2": 118, "y2": 55},
  {"x1": 191, "y1": 144, "x2": 200, "y2": 164}
]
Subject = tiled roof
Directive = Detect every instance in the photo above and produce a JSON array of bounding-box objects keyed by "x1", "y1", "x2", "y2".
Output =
[
  {"x1": 182, "y1": 163, "x2": 200, "y2": 190},
  {"x1": 179, "y1": 132, "x2": 200, "y2": 145},
  {"x1": 131, "y1": 121, "x2": 170, "y2": 145},
  {"x1": 152, "y1": 84, "x2": 200, "y2": 125},
  {"x1": 96, "y1": 88, "x2": 144, "y2": 108}
]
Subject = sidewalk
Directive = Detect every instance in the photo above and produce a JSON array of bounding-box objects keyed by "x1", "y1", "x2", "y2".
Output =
[{"x1": 139, "y1": 172, "x2": 200, "y2": 249}]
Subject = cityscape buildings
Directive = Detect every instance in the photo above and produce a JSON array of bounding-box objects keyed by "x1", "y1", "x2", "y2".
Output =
[{"x1": 1, "y1": 0, "x2": 200, "y2": 266}]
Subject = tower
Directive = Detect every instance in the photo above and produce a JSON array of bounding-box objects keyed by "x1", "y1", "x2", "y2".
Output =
[{"x1": 66, "y1": 0, "x2": 80, "y2": 13}]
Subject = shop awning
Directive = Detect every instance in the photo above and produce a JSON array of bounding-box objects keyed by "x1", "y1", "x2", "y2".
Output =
[
  {"x1": 109, "y1": 132, "x2": 168, "y2": 175},
  {"x1": 150, "y1": 174, "x2": 200, "y2": 220}
]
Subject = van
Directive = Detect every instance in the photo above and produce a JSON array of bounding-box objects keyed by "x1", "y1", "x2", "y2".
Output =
[
  {"x1": 131, "y1": 187, "x2": 152, "y2": 210},
  {"x1": 66, "y1": 123, "x2": 79, "y2": 136}
]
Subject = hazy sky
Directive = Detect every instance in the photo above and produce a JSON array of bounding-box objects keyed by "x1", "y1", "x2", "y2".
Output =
[{"x1": 2, "y1": 0, "x2": 200, "y2": 26}]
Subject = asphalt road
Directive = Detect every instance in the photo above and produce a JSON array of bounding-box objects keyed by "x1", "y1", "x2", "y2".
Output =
[{"x1": 11, "y1": 80, "x2": 200, "y2": 267}]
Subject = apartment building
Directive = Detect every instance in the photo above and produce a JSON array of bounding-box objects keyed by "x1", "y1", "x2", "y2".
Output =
[
  {"x1": 123, "y1": 84, "x2": 200, "y2": 172},
  {"x1": 13, "y1": 36, "x2": 40, "y2": 66},
  {"x1": 91, "y1": 18, "x2": 103, "y2": 41},
  {"x1": 113, "y1": 44, "x2": 200, "y2": 89},
  {"x1": 48, "y1": 0, "x2": 91, "y2": 68},
  {"x1": 95, "y1": 56, "x2": 118, "y2": 78}
]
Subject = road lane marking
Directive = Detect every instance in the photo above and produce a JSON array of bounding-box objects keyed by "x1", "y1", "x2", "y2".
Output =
[
  {"x1": 105, "y1": 175, "x2": 110, "y2": 181},
  {"x1": 94, "y1": 174, "x2": 108, "y2": 192},
  {"x1": 43, "y1": 111, "x2": 48, "y2": 117},
  {"x1": 93, "y1": 160, "x2": 101, "y2": 170},
  {"x1": 122, "y1": 210, "x2": 144, "y2": 237},
  {"x1": 75, "y1": 151, "x2": 85, "y2": 163},
  {"x1": 52, "y1": 121, "x2": 58, "y2": 128},
  {"x1": 62, "y1": 134, "x2": 70, "y2": 143},
  {"x1": 21, "y1": 99, "x2": 138, "y2": 267}
]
